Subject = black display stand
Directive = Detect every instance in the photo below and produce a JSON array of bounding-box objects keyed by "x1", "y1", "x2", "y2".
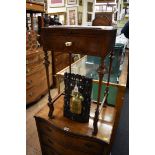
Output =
[{"x1": 64, "y1": 73, "x2": 93, "y2": 123}]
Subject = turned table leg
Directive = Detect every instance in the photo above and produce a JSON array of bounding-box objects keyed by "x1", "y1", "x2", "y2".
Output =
[
  {"x1": 104, "y1": 51, "x2": 114, "y2": 107},
  {"x1": 93, "y1": 58, "x2": 105, "y2": 135},
  {"x1": 44, "y1": 51, "x2": 54, "y2": 119}
]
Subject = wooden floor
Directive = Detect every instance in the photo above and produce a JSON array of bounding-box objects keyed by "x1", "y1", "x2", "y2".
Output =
[{"x1": 26, "y1": 88, "x2": 58, "y2": 155}]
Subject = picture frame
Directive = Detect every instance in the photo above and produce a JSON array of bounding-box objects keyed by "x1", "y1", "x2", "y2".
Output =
[
  {"x1": 87, "y1": 2, "x2": 93, "y2": 12},
  {"x1": 87, "y1": 13, "x2": 92, "y2": 22},
  {"x1": 49, "y1": 0, "x2": 65, "y2": 7},
  {"x1": 66, "y1": 7, "x2": 78, "y2": 25},
  {"x1": 67, "y1": 0, "x2": 77, "y2": 5}
]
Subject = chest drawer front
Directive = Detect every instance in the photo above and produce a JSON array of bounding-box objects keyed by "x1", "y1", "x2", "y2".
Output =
[
  {"x1": 41, "y1": 134, "x2": 91, "y2": 155},
  {"x1": 42, "y1": 144, "x2": 61, "y2": 155},
  {"x1": 26, "y1": 86, "x2": 38, "y2": 103},
  {"x1": 42, "y1": 27, "x2": 117, "y2": 58},
  {"x1": 26, "y1": 67, "x2": 46, "y2": 89},
  {"x1": 44, "y1": 35, "x2": 103, "y2": 57},
  {"x1": 26, "y1": 54, "x2": 39, "y2": 65},
  {"x1": 26, "y1": 78, "x2": 47, "y2": 103},
  {"x1": 37, "y1": 119, "x2": 104, "y2": 155},
  {"x1": 26, "y1": 64, "x2": 52, "y2": 89},
  {"x1": 26, "y1": 73, "x2": 52, "y2": 104}
]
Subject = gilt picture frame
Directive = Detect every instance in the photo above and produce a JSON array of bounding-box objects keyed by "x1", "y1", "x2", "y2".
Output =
[
  {"x1": 49, "y1": 0, "x2": 65, "y2": 7},
  {"x1": 66, "y1": 7, "x2": 78, "y2": 25}
]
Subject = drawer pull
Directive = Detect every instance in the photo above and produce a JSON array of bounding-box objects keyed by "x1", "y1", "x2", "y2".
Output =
[
  {"x1": 26, "y1": 60, "x2": 29, "y2": 64},
  {"x1": 65, "y1": 42, "x2": 72, "y2": 47},
  {"x1": 29, "y1": 92, "x2": 33, "y2": 97},
  {"x1": 27, "y1": 68, "x2": 30, "y2": 73}
]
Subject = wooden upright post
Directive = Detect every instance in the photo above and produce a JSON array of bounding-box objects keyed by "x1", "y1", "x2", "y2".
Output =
[
  {"x1": 104, "y1": 51, "x2": 114, "y2": 106},
  {"x1": 44, "y1": 51, "x2": 54, "y2": 119},
  {"x1": 93, "y1": 57, "x2": 105, "y2": 135}
]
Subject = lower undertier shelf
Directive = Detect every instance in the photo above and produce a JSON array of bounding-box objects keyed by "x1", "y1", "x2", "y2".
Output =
[{"x1": 35, "y1": 94, "x2": 116, "y2": 155}]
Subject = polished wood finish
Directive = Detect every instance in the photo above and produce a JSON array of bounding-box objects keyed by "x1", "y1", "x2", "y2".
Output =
[
  {"x1": 41, "y1": 26, "x2": 117, "y2": 58},
  {"x1": 41, "y1": 26, "x2": 116, "y2": 129},
  {"x1": 37, "y1": 26, "x2": 117, "y2": 154},
  {"x1": 26, "y1": 30, "x2": 53, "y2": 104},
  {"x1": 35, "y1": 94, "x2": 116, "y2": 155},
  {"x1": 26, "y1": 50, "x2": 53, "y2": 104},
  {"x1": 35, "y1": 55, "x2": 128, "y2": 155},
  {"x1": 43, "y1": 51, "x2": 54, "y2": 118}
]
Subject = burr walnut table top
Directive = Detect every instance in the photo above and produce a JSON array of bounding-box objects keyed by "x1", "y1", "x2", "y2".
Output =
[{"x1": 35, "y1": 94, "x2": 116, "y2": 144}]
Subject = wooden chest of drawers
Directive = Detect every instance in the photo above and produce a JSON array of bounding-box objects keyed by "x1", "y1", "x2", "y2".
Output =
[
  {"x1": 35, "y1": 95, "x2": 116, "y2": 155},
  {"x1": 26, "y1": 49, "x2": 53, "y2": 104}
]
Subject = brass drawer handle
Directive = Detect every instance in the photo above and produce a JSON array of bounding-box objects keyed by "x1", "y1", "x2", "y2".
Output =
[{"x1": 65, "y1": 42, "x2": 72, "y2": 47}]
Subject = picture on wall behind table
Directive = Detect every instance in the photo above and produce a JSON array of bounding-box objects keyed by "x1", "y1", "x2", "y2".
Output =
[
  {"x1": 67, "y1": 0, "x2": 77, "y2": 5},
  {"x1": 67, "y1": 7, "x2": 78, "y2": 25},
  {"x1": 50, "y1": 0, "x2": 65, "y2": 7}
]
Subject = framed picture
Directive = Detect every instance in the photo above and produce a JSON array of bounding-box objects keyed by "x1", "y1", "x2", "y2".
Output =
[
  {"x1": 67, "y1": 7, "x2": 78, "y2": 25},
  {"x1": 87, "y1": 13, "x2": 92, "y2": 22},
  {"x1": 49, "y1": 0, "x2": 65, "y2": 7},
  {"x1": 67, "y1": 0, "x2": 77, "y2": 5},
  {"x1": 87, "y1": 2, "x2": 93, "y2": 12}
]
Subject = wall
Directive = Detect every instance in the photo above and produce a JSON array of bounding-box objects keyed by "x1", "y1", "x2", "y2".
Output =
[{"x1": 47, "y1": 0, "x2": 96, "y2": 26}]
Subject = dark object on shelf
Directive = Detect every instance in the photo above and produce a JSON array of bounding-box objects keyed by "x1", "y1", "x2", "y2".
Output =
[{"x1": 64, "y1": 72, "x2": 93, "y2": 123}]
